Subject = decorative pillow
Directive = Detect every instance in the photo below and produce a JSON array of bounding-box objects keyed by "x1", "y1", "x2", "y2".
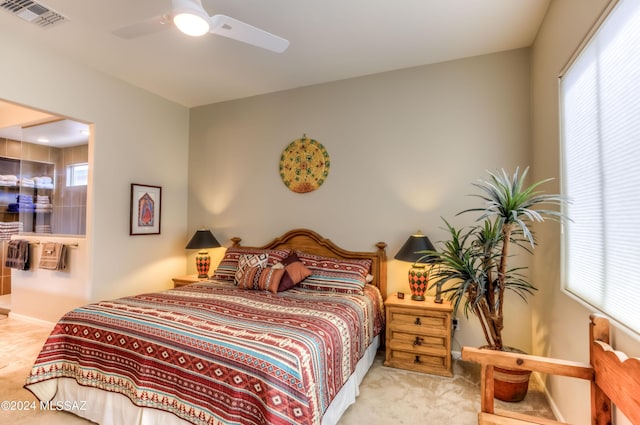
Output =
[
  {"x1": 295, "y1": 251, "x2": 372, "y2": 295},
  {"x1": 212, "y1": 247, "x2": 290, "y2": 281},
  {"x1": 235, "y1": 254, "x2": 268, "y2": 285},
  {"x1": 237, "y1": 264, "x2": 285, "y2": 294},
  {"x1": 277, "y1": 252, "x2": 312, "y2": 292}
]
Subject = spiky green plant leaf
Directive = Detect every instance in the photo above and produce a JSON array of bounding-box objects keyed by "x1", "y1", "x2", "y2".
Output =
[{"x1": 424, "y1": 167, "x2": 566, "y2": 350}]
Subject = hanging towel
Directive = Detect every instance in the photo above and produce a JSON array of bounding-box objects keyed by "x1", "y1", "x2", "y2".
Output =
[
  {"x1": 39, "y1": 242, "x2": 66, "y2": 271},
  {"x1": 5, "y1": 239, "x2": 30, "y2": 270}
]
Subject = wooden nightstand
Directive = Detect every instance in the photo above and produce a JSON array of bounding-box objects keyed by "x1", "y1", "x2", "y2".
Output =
[
  {"x1": 172, "y1": 274, "x2": 208, "y2": 287},
  {"x1": 384, "y1": 293, "x2": 453, "y2": 377}
]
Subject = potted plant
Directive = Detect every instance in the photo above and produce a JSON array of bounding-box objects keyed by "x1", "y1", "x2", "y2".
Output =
[{"x1": 422, "y1": 167, "x2": 565, "y2": 402}]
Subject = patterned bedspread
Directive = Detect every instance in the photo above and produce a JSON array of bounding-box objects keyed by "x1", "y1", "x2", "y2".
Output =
[{"x1": 25, "y1": 282, "x2": 384, "y2": 425}]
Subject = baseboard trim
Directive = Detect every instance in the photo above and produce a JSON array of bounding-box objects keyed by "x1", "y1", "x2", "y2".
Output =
[
  {"x1": 532, "y1": 371, "x2": 565, "y2": 422},
  {"x1": 8, "y1": 312, "x2": 56, "y2": 328}
]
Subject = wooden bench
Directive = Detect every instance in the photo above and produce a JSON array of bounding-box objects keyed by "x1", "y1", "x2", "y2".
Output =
[{"x1": 461, "y1": 314, "x2": 640, "y2": 425}]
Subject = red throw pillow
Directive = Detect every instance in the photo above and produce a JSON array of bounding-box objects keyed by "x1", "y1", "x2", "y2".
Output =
[{"x1": 278, "y1": 252, "x2": 312, "y2": 291}]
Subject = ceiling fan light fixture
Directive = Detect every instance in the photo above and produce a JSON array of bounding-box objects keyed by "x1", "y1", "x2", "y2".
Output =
[
  {"x1": 173, "y1": 12, "x2": 209, "y2": 36},
  {"x1": 172, "y1": 0, "x2": 210, "y2": 36},
  {"x1": 115, "y1": 0, "x2": 288, "y2": 52}
]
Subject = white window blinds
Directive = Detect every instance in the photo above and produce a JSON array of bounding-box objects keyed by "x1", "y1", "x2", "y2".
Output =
[{"x1": 560, "y1": 0, "x2": 640, "y2": 334}]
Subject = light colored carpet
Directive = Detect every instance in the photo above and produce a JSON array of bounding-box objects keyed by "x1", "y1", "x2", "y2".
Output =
[
  {"x1": 339, "y1": 354, "x2": 555, "y2": 424},
  {"x1": 0, "y1": 315, "x2": 554, "y2": 424}
]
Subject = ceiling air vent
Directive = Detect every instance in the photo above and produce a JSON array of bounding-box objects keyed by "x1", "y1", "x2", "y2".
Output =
[{"x1": 0, "y1": 0, "x2": 67, "y2": 28}]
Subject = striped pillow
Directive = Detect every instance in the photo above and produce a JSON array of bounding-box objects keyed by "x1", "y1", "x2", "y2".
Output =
[
  {"x1": 296, "y1": 251, "x2": 372, "y2": 295},
  {"x1": 237, "y1": 265, "x2": 285, "y2": 294},
  {"x1": 211, "y1": 247, "x2": 290, "y2": 281}
]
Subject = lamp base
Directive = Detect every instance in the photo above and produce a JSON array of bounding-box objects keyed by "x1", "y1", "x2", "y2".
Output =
[
  {"x1": 195, "y1": 250, "x2": 211, "y2": 279},
  {"x1": 408, "y1": 265, "x2": 429, "y2": 301}
]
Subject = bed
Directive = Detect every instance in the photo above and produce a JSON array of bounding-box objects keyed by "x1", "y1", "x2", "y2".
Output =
[{"x1": 25, "y1": 228, "x2": 388, "y2": 425}]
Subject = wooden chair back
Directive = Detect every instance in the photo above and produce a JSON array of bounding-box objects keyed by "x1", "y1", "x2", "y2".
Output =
[{"x1": 461, "y1": 314, "x2": 640, "y2": 425}]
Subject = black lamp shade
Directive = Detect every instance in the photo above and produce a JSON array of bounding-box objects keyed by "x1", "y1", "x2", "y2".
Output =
[
  {"x1": 394, "y1": 233, "x2": 436, "y2": 264},
  {"x1": 186, "y1": 229, "x2": 221, "y2": 278},
  {"x1": 185, "y1": 229, "x2": 221, "y2": 250}
]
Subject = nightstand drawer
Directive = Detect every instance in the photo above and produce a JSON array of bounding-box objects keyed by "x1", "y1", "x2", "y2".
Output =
[
  {"x1": 387, "y1": 329, "x2": 448, "y2": 352},
  {"x1": 385, "y1": 349, "x2": 451, "y2": 376},
  {"x1": 388, "y1": 308, "x2": 449, "y2": 333}
]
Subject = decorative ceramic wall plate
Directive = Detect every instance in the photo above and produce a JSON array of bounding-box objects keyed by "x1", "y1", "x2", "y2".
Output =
[{"x1": 279, "y1": 136, "x2": 330, "y2": 193}]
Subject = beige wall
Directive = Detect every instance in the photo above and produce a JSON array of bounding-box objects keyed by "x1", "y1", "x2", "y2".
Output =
[
  {"x1": 0, "y1": 31, "x2": 190, "y2": 322},
  {"x1": 531, "y1": 0, "x2": 638, "y2": 423},
  {"x1": 189, "y1": 48, "x2": 534, "y2": 352}
]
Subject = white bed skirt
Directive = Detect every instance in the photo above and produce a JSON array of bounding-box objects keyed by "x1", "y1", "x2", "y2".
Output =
[{"x1": 28, "y1": 335, "x2": 380, "y2": 425}]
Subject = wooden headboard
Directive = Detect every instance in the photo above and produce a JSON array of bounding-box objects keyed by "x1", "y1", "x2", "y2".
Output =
[{"x1": 231, "y1": 228, "x2": 388, "y2": 299}]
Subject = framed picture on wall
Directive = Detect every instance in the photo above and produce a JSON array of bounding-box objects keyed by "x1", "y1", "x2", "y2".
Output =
[{"x1": 130, "y1": 183, "x2": 162, "y2": 235}]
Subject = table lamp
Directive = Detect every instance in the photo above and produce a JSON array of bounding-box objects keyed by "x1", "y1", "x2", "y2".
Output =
[
  {"x1": 394, "y1": 231, "x2": 437, "y2": 301},
  {"x1": 186, "y1": 229, "x2": 221, "y2": 278}
]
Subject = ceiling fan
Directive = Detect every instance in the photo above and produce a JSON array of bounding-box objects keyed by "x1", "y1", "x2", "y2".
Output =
[{"x1": 112, "y1": 0, "x2": 289, "y2": 53}]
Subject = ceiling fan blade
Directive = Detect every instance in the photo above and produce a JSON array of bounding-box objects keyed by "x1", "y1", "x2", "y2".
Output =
[
  {"x1": 209, "y1": 14, "x2": 289, "y2": 53},
  {"x1": 112, "y1": 14, "x2": 172, "y2": 39}
]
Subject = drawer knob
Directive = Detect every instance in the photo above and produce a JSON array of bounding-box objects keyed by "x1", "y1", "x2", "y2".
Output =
[
  {"x1": 414, "y1": 355, "x2": 422, "y2": 364},
  {"x1": 414, "y1": 317, "x2": 422, "y2": 325},
  {"x1": 413, "y1": 336, "x2": 424, "y2": 346}
]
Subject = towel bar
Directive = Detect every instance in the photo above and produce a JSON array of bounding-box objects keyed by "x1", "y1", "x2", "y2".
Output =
[{"x1": 27, "y1": 240, "x2": 79, "y2": 247}]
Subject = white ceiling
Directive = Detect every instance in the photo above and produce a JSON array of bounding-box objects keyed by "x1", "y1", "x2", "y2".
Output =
[
  {"x1": 0, "y1": 100, "x2": 89, "y2": 147},
  {"x1": 0, "y1": 0, "x2": 550, "y2": 109},
  {"x1": 0, "y1": 118, "x2": 90, "y2": 148}
]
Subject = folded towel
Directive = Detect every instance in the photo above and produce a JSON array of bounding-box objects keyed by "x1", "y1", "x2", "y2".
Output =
[
  {"x1": 19, "y1": 178, "x2": 34, "y2": 187},
  {"x1": 0, "y1": 222, "x2": 24, "y2": 239},
  {"x1": 0, "y1": 222, "x2": 23, "y2": 228},
  {"x1": 39, "y1": 242, "x2": 66, "y2": 270},
  {"x1": 8, "y1": 203, "x2": 35, "y2": 212},
  {"x1": 5, "y1": 239, "x2": 30, "y2": 270},
  {"x1": 33, "y1": 176, "x2": 52, "y2": 184},
  {"x1": 35, "y1": 224, "x2": 52, "y2": 234}
]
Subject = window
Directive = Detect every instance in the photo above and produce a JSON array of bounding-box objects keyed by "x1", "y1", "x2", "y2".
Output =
[
  {"x1": 560, "y1": 0, "x2": 640, "y2": 334},
  {"x1": 66, "y1": 163, "x2": 88, "y2": 187}
]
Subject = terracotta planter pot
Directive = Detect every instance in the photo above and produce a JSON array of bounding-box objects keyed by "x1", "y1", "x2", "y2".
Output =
[
  {"x1": 480, "y1": 346, "x2": 531, "y2": 402},
  {"x1": 493, "y1": 366, "x2": 531, "y2": 402}
]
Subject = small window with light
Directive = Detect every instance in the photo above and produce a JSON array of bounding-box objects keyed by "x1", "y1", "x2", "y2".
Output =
[{"x1": 66, "y1": 163, "x2": 88, "y2": 187}]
